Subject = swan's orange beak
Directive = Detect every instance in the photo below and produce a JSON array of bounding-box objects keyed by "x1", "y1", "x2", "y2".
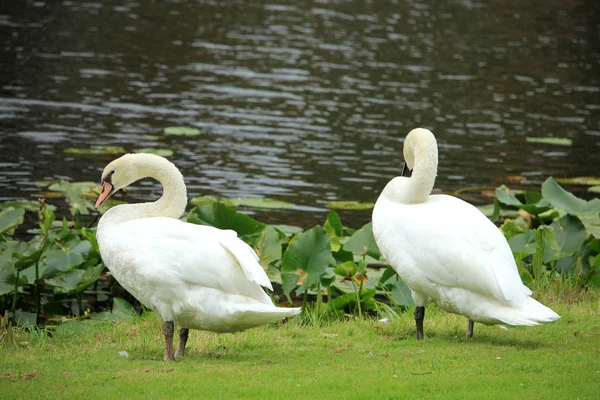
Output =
[{"x1": 95, "y1": 181, "x2": 114, "y2": 209}]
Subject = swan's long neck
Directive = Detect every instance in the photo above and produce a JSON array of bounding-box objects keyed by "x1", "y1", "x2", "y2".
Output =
[
  {"x1": 380, "y1": 128, "x2": 438, "y2": 204},
  {"x1": 102, "y1": 155, "x2": 187, "y2": 226}
]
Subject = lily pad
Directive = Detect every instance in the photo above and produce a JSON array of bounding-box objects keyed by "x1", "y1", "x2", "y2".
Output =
[
  {"x1": 143, "y1": 134, "x2": 161, "y2": 140},
  {"x1": 227, "y1": 198, "x2": 295, "y2": 209},
  {"x1": 163, "y1": 126, "x2": 201, "y2": 136},
  {"x1": 189, "y1": 196, "x2": 295, "y2": 209},
  {"x1": 325, "y1": 201, "x2": 375, "y2": 210},
  {"x1": 64, "y1": 146, "x2": 126, "y2": 155},
  {"x1": 526, "y1": 137, "x2": 572, "y2": 146},
  {"x1": 135, "y1": 148, "x2": 174, "y2": 157},
  {"x1": 589, "y1": 186, "x2": 600, "y2": 194},
  {"x1": 556, "y1": 177, "x2": 600, "y2": 186}
]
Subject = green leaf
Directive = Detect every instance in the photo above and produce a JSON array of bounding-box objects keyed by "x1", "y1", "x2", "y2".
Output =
[
  {"x1": 13, "y1": 248, "x2": 45, "y2": 272},
  {"x1": 589, "y1": 186, "x2": 600, "y2": 194},
  {"x1": 551, "y1": 215, "x2": 586, "y2": 255},
  {"x1": 378, "y1": 266, "x2": 398, "y2": 286},
  {"x1": 388, "y1": 281, "x2": 415, "y2": 307},
  {"x1": 46, "y1": 269, "x2": 86, "y2": 293},
  {"x1": 0, "y1": 208, "x2": 25, "y2": 234},
  {"x1": 508, "y1": 230, "x2": 535, "y2": 254},
  {"x1": 189, "y1": 196, "x2": 219, "y2": 207},
  {"x1": 325, "y1": 201, "x2": 375, "y2": 210},
  {"x1": 0, "y1": 200, "x2": 55, "y2": 212},
  {"x1": 532, "y1": 228, "x2": 547, "y2": 280},
  {"x1": 343, "y1": 222, "x2": 380, "y2": 260},
  {"x1": 495, "y1": 185, "x2": 522, "y2": 206},
  {"x1": 556, "y1": 177, "x2": 600, "y2": 186},
  {"x1": 163, "y1": 126, "x2": 201, "y2": 136},
  {"x1": 226, "y1": 198, "x2": 295, "y2": 209},
  {"x1": 0, "y1": 255, "x2": 17, "y2": 295},
  {"x1": 44, "y1": 248, "x2": 85, "y2": 277},
  {"x1": 542, "y1": 177, "x2": 600, "y2": 215},
  {"x1": 189, "y1": 196, "x2": 295, "y2": 209},
  {"x1": 500, "y1": 219, "x2": 525, "y2": 241},
  {"x1": 254, "y1": 226, "x2": 284, "y2": 267},
  {"x1": 281, "y1": 226, "x2": 331, "y2": 295},
  {"x1": 48, "y1": 181, "x2": 99, "y2": 215},
  {"x1": 64, "y1": 146, "x2": 126, "y2": 155},
  {"x1": 91, "y1": 297, "x2": 137, "y2": 321},
  {"x1": 272, "y1": 224, "x2": 303, "y2": 237},
  {"x1": 526, "y1": 137, "x2": 572, "y2": 146},
  {"x1": 187, "y1": 203, "x2": 265, "y2": 244},
  {"x1": 324, "y1": 211, "x2": 343, "y2": 252},
  {"x1": 135, "y1": 148, "x2": 174, "y2": 157}
]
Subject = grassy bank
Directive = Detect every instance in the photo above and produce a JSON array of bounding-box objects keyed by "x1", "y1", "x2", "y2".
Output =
[{"x1": 1, "y1": 297, "x2": 599, "y2": 399}]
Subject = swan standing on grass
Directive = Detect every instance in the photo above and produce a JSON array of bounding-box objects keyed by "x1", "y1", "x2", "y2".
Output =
[
  {"x1": 94, "y1": 153, "x2": 301, "y2": 360},
  {"x1": 372, "y1": 128, "x2": 559, "y2": 339}
]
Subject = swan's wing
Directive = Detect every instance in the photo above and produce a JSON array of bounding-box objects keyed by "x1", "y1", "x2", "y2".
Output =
[
  {"x1": 219, "y1": 229, "x2": 273, "y2": 291},
  {"x1": 104, "y1": 218, "x2": 272, "y2": 299},
  {"x1": 374, "y1": 195, "x2": 528, "y2": 306}
]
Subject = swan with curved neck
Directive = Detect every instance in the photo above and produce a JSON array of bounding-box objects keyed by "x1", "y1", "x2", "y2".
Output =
[
  {"x1": 373, "y1": 128, "x2": 559, "y2": 339},
  {"x1": 95, "y1": 153, "x2": 300, "y2": 360}
]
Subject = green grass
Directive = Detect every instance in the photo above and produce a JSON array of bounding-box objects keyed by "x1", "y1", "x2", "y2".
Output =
[{"x1": 1, "y1": 299, "x2": 599, "y2": 400}]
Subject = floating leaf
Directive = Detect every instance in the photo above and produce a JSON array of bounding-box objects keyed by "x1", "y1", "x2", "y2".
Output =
[
  {"x1": 189, "y1": 196, "x2": 219, "y2": 207},
  {"x1": 135, "y1": 148, "x2": 174, "y2": 157},
  {"x1": 589, "y1": 186, "x2": 600, "y2": 194},
  {"x1": 556, "y1": 177, "x2": 600, "y2": 186},
  {"x1": 64, "y1": 146, "x2": 126, "y2": 155},
  {"x1": 325, "y1": 201, "x2": 374, "y2": 210},
  {"x1": 163, "y1": 126, "x2": 201, "y2": 136},
  {"x1": 526, "y1": 137, "x2": 572, "y2": 146},
  {"x1": 189, "y1": 196, "x2": 294, "y2": 209},
  {"x1": 143, "y1": 134, "x2": 161, "y2": 140},
  {"x1": 227, "y1": 198, "x2": 295, "y2": 209}
]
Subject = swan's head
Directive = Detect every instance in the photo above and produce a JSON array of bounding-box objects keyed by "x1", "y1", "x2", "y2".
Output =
[
  {"x1": 402, "y1": 128, "x2": 437, "y2": 173},
  {"x1": 95, "y1": 153, "x2": 142, "y2": 209}
]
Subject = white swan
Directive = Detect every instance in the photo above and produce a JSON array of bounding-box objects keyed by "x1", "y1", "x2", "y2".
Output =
[
  {"x1": 372, "y1": 128, "x2": 559, "y2": 339},
  {"x1": 94, "y1": 153, "x2": 301, "y2": 360}
]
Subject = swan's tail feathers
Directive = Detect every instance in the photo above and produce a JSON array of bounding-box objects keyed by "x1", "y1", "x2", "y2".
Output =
[
  {"x1": 498, "y1": 297, "x2": 560, "y2": 326},
  {"x1": 220, "y1": 232, "x2": 274, "y2": 291},
  {"x1": 223, "y1": 305, "x2": 302, "y2": 332}
]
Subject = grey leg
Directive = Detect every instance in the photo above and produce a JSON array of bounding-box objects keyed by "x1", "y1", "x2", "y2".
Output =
[
  {"x1": 163, "y1": 321, "x2": 175, "y2": 361},
  {"x1": 175, "y1": 328, "x2": 189, "y2": 358},
  {"x1": 414, "y1": 306, "x2": 425, "y2": 340},
  {"x1": 466, "y1": 319, "x2": 474, "y2": 338}
]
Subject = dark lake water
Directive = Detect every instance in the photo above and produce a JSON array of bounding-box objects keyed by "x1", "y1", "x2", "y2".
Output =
[{"x1": 1, "y1": 0, "x2": 599, "y2": 228}]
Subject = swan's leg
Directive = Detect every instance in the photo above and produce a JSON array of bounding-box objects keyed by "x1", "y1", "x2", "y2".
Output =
[
  {"x1": 175, "y1": 328, "x2": 189, "y2": 358},
  {"x1": 414, "y1": 306, "x2": 425, "y2": 340},
  {"x1": 163, "y1": 321, "x2": 175, "y2": 361},
  {"x1": 466, "y1": 320, "x2": 474, "y2": 338}
]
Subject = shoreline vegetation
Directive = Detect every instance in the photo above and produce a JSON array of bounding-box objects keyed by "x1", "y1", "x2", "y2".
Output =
[{"x1": 0, "y1": 176, "x2": 599, "y2": 327}]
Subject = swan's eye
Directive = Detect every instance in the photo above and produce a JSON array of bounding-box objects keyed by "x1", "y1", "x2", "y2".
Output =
[{"x1": 103, "y1": 170, "x2": 115, "y2": 183}]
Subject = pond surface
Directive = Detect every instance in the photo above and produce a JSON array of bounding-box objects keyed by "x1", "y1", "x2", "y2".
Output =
[{"x1": 1, "y1": 0, "x2": 599, "y2": 227}]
